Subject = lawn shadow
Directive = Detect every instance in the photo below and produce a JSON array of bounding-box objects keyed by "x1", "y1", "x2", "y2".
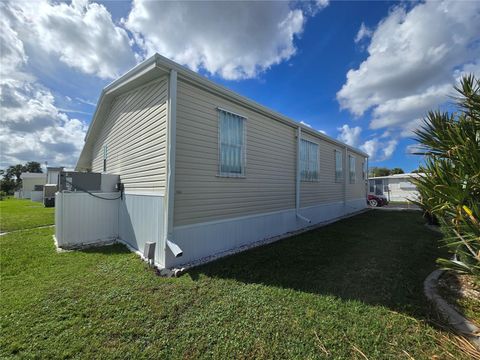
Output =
[{"x1": 188, "y1": 210, "x2": 447, "y2": 322}]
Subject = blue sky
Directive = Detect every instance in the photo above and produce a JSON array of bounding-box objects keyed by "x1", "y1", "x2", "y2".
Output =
[{"x1": 1, "y1": 0, "x2": 479, "y2": 170}]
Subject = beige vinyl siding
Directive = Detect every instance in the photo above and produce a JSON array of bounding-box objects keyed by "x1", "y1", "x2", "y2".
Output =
[
  {"x1": 174, "y1": 79, "x2": 296, "y2": 226},
  {"x1": 346, "y1": 152, "x2": 367, "y2": 200},
  {"x1": 299, "y1": 132, "x2": 345, "y2": 208},
  {"x1": 91, "y1": 77, "x2": 168, "y2": 193}
]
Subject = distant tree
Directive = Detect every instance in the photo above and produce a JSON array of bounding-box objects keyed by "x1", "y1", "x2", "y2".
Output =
[
  {"x1": 5, "y1": 164, "x2": 24, "y2": 183},
  {"x1": 0, "y1": 178, "x2": 17, "y2": 195},
  {"x1": 369, "y1": 167, "x2": 391, "y2": 177},
  {"x1": 390, "y1": 168, "x2": 405, "y2": 175},
  {"x1": 24, "y1": 161, "x2": 42, "y2": 173}
]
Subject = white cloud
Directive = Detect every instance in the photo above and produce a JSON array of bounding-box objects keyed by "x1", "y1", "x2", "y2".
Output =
[
  {"x1": 0, "y1": 11, "x2": 87, "y2": 169},
  {"x1": 4, "y1": 0, "x2": 136, "y2": 79},
  {"x1": 338, "y1": 1, "x2": 479, "y2": 119},
  {"x1": 337, "y1": 124, "x2": 362, "y2": 147},
  {"x1": 337, "y1": 0, "x2": 480, "y2": 161},
  {"x1": 360, "y1": 139, "x2": 380, "y2": 160},
  {"x1": 354, "y1": 22, "x2": 372, "y2": 43},
  {"x1": 359, "y1": 137, "x2": 398, "y2": 162},
  {"x1": 382, "y1": 139, "x2": 398, "y2": 160},
  {"x1": 124, "y1": 1, "x2": 326, "y2": 80}
]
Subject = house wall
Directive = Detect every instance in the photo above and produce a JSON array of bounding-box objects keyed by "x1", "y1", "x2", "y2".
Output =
[
  {"x1": 174, "y1": 79, "x2": 367, "y2": 227},
  {"x1": 21, "y1": 176, "x2": 46, "y2": 198},
  {"x1": 22, "y1": 176, "x2": 46, "y2": 192},
  {"x1": 346, "y1": 151, "x2": 367, "y2": 202},
  {"x1": 296, "y1": 135, "x2": 366, "y2": 208},
  {"x1": 91, "y1": 77, "x2": 169, "y2": 193},
  {"x1": 174, "y1": 79, "x2": 297, "y2": 226},
  {"x1": 167, "y1": 78, "x2": 367, "y2": 268}
]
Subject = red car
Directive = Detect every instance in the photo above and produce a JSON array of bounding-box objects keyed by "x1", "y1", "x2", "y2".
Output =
[{"x1": 367, "y1": 194, "x2": 388, "y2": 207}]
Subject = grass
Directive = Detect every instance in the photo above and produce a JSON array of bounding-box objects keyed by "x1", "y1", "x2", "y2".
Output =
[
  {"x1": 0, "y1": 198, "x2": 54, "y2": 232},
  {"x1": 0, "y1": 205, "x2": 476, "y2": 358}
]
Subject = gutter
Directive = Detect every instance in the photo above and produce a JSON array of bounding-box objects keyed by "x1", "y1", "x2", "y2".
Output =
[{"x1": 296, "y1": 127, "x2": 311, "y2": 224}]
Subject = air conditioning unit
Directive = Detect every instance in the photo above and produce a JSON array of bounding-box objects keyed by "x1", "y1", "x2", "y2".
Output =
[{"x1": 59, "y1": 171, "x2": 120, "y2": 193}]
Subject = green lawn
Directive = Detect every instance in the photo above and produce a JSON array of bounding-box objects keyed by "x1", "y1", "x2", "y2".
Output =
[
  {"x1": 0, "y1": 198, "x2": 54, "y2": 232},
  {"x1": 0, "y1": 205, "x2": 475, "y2": 358}
]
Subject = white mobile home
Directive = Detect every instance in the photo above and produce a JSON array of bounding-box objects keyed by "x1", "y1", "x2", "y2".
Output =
[
  {"x1": 368, "y1": 173, "x2": 423, "y2": 202},
  {"x1": 57, "y1": 54, "x2": 368, "y2": 269}
]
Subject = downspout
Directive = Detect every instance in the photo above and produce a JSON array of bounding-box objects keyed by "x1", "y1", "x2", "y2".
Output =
[
  {"x1": 164, "y1": 69, "x2": 183, "y2": 261},
  {"x1": 296, "y1": 126, "x2": 311, "y2": 224}
]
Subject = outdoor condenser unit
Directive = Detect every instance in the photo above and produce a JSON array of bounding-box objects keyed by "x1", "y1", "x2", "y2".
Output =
[{"x1": 59, "y1": 171, "x2": 120, "y2": 192}]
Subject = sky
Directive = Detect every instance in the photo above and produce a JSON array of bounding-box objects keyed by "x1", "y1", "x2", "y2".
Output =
[{"x1": 1, "y1": 0, "x2": 479, "y2": 171}]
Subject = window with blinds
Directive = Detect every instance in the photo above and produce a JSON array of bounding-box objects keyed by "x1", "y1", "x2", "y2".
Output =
[
  {"x1": 300, "y1": 139, "x2": 319, "y2": 181},
  {"x1": 218, "y1": 109, "x2": 246, "y2": 177}
]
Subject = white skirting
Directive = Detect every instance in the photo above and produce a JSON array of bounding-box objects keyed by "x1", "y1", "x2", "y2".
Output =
[
  {"x1": 118, "y1": 193, "x2": 165, "y2": 267},
  {"x1": 166, "y1": 198, "x2": 367, "y2": 268},
  {"x1": 55, "y1": 192, "x2": 166, "y2": 268},
  {"x1": 55, "y1": 191, "x2": 366, "y2": 270}
]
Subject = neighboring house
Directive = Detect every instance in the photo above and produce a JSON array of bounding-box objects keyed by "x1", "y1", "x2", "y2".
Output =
[
  {"x1": 368, "y1": 173, "x2": 423, "y2": 202},
  {"x1": 18, "y1": 173, "x2": 46, "y2": 201},
  {"x1": 56, "y1": 53, "x2": 368, "y2": 270}
]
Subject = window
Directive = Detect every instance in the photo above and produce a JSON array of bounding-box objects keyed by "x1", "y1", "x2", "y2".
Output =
[
  {"x1": 335, "y1": 150, "x2": 343, "y2": 182},
  {"x1": 362, "y1": 161, "x2": 367, "y2": 180},
  {"x1": 218, "y1": 109, "x2": 246, "y2": 176},
  {"x1": 349, "y1": 155, "x2": 356, "y2": 183},
  {"x1": 300, "y1": 139, "x2": 319, "y2": 181},
  {"x1": 103, "y1": 144, "x2": 108, "y2": 172}
]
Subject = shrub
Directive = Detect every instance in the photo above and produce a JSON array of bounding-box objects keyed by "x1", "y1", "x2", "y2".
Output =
[{"x1": 412, "y1": 75, "x2": 480, "y2": 276}]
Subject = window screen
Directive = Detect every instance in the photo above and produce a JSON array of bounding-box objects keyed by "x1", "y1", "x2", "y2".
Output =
[
  {"x1": 300, "y1": 139, "x2": 319, "y2": 181},
  {"x1": 219, "y1": 109, "x2": 246, "y2": 176},
  {"x1": 349, "y1": 155, "x2": 356, "y2": 183},
  {"x1": 335, "y1": 150, "x2": 343, "y2": 182}
]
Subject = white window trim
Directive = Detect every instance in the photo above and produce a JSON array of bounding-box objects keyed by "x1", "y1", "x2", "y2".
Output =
[
  {"x1": 335, "y1": 150, "x2": 343, "y2": 183},
  {"x1": 217, "y1": 107, "x2": 247, "y2": 178},
  {"x1": 300, "y1": 139, "x2": 319, "y2": 182},
  {"x1": 349, "y1": 155, "x2": 356, "y2": 184}
]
